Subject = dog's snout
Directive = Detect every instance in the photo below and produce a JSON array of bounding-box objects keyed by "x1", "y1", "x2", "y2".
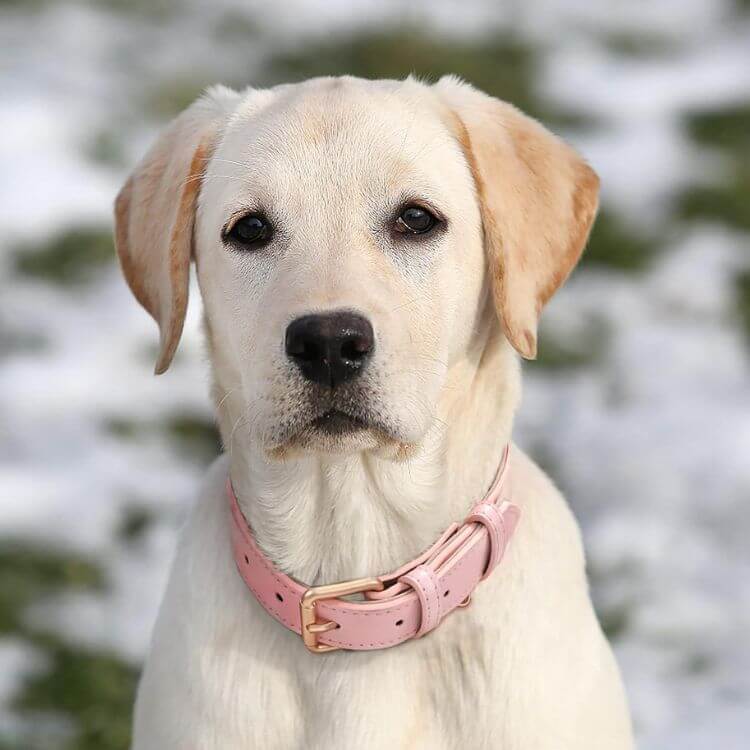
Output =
[{"x1": 285, "y1": 312, "x2": 374, "y2": 388}]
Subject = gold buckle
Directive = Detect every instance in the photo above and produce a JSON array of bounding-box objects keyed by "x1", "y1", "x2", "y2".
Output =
[{"x1": 300, "y1": 576, "x2": 384, "y2": 653}]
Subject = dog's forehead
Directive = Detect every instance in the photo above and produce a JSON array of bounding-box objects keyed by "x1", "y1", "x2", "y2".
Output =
[{"x1": 214, "y1": 78, "x2": 464, "y2": 199}]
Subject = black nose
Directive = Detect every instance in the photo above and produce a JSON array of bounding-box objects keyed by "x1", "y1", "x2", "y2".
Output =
[{"x1": 285, "y1": 312, "x2": 374, "y2": 388}]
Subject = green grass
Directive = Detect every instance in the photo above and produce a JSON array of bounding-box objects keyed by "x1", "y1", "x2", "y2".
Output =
[
  {"x1": 0, "y1": 0, "x2": 49, "y2": 9},
  {"x1": 677, "y1": 162, "x2": 750, "y2": 232},
  {"x1": 587, "y1": 559, "x2": 638, "y2": 642},
  {"x1": 91, "y1": 0, "x2": 178, "y2": 21},
  {"x1": 679, "y1": 102, "x2": 750, "y2": 231},
  {"x1": 600, "y1": 30, "x2": 682, "y2": 58},
  {"x1": 106, "y1": 412, "x2": 221, "y2": 464},
  {"x1": 115, "y1": 504, "x2": 156, "y2": 545},
  {"x1": 735, "y1": 269, "x2": 750, "y2": 347},
  {"x1": 14, "y1": 227, "x2": 115, "y2": 287},
  {"x1": 0, "y1": 329, "x2": 47, "y2": 359},
  {"x1": 598, "y1": 603, "x2": 632, "y2": 640},
  {"x1": 684, "y1": 650, "x2": 713, "y2": 675},
  {"x1": 582, "y1": 209, "x2": 661, "y2": 272},
  {"x1": 12, "y1": 636, "x2": 137, "y2": 750},
  {"x1": 0, "y1": 544, "x2": 105, "y2": 635},
  {"x1": 141, "y1": 73, "x2": 221, "y2": 120},
  {"x1": 684, "y1": 101, "x2": 750, "y2": 152},
  {"x1": 261, "y1": 28, "x2": 596, "y2": 131},
  {"x1": 81, "y1": 130, "x2": 128, "y2": 168},
  {"x1": 531, "y1": 317, "x2": 610, "y2": 371},
  {"x1": 213, "y1": 10, "x2": 260, "y2": 42},
  {"x1": 0, "y1": 543, "x2": 136, "y2": 750},
  {"x1": 165, "y1": 413, "x2": 222, "y2": 461}
]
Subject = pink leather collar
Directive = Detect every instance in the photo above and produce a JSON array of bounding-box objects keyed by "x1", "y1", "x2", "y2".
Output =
[{"x1": 228, "y1": 445, "x2": 520, "y2": 653}]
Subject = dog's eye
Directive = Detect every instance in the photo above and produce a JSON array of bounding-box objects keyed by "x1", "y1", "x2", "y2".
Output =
[
  {"x1": 225, "y1": 214, "x2": 272, "y2": 247},
  {"x1": 395, "y1": 205, "x2": 438, "y2": 235}
]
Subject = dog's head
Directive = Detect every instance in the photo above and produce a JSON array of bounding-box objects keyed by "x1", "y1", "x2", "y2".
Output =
[{"x1": 114, "y1": 77, "x2": 598, "y2": 459}]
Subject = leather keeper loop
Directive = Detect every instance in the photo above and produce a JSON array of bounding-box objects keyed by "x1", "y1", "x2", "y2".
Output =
[
  {"x1": 467, "y1": 502, "x2": 507, "y2": 579},
  {"x1": 400, "y1": 565, "x2": 442, "y2": 637}
]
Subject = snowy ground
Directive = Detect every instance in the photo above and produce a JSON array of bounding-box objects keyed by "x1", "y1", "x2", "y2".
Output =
[{"x1": 1, "y1": 1, "x2": 749, "y2": 748}]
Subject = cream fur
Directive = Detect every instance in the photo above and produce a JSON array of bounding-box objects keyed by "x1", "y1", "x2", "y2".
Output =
[{"x1": 115, "y1": 76, "x2": 634, "y2": 749}]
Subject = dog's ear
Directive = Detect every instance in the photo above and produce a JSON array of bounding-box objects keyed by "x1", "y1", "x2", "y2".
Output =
[
  {"x1": 435, "y1": 77, "x2": 599, "y2": 359},
  {"x1": 114, "y1": 86, "x2": 238, "y2": 374}
]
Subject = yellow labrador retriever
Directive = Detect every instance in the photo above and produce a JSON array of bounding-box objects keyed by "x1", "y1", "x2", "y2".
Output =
[{"x1": 115, "y1": 75, "x2": 633, "y2": 749}]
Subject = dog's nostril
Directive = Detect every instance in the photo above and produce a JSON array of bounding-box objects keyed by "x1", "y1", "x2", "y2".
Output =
[
  {"x1": 294, "y1": 338, "x2": 322, "y2": 363},
  {"x1": 341, "y1": 335, "x2": 371, "y2": 362}
]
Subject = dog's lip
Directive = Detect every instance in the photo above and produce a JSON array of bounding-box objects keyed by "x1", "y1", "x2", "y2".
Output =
[{"x1": 309, "y1": 409, "x2": 369, "y2": 435}]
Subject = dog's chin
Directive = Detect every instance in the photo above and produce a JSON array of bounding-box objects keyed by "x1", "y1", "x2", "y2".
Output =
[{"x1": 266, "y1": 409, "x2": 412, "y2": 460}]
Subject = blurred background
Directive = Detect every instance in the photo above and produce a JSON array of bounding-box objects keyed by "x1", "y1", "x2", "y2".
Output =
[{"x1": 1, "y1": 0, "x2": 749, "y2": 747}]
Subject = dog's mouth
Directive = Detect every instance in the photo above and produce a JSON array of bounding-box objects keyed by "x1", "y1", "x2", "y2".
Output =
[
  {"x1": 268, "y1": 399, "x2": 397, "y2": 457},
  {"x1": 262, "y1": 376, "x2": 414, "y2": 458},
  {"x1": 309, "y1": 409, "x2": 369, "y2": 436}
]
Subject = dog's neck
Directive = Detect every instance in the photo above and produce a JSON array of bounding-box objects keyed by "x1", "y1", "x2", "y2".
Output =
[{"x1": 214, "y1": 332, "x2": 520, "y2": 585}]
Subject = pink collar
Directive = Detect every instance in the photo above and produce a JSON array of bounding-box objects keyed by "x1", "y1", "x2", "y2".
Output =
[{"x1": 228, "y1": 445, "x2": 520, "y2": 653}]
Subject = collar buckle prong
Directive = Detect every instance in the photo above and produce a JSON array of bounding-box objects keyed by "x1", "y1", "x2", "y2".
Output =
[{"x1": 300, "y1": 577, "x2": 384, "y2": 653}]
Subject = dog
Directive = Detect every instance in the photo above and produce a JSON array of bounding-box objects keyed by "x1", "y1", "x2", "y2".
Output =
[{"x1": 114, "y1": 75, "x2": 634, "y2": 749}]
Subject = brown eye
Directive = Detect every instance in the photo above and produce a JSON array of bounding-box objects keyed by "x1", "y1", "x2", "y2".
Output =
[
  {"x1": 226, "y1": 214, "x2": 272, "y2": 247},
  {"x1": 395, "y1": 205, "x2": 438, "y2": 235}
]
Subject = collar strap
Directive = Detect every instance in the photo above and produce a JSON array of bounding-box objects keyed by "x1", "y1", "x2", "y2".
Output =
[{"x1": 228, "y1": 444, "x2": 520, "y2": 653}]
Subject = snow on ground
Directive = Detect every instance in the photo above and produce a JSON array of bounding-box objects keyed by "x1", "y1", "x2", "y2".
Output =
[{"x1": 0, "y1": 1, "x2": 748, "y2": 747}]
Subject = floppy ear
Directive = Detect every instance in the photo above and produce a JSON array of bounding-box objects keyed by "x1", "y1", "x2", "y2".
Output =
[
  {"x1": 436, "y1": 77, "x2": 599, "y2": 359},
  {"x1": 114, "y1": 86, "x2": 238, "y2": 374}
]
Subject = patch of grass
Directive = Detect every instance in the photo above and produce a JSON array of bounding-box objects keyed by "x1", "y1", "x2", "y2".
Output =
[
  {"x1": 142, "y1": 74, "x2": 221, "y2": 120},
  {"x1": 600, "y1": 30, "x2": 681, "y2": 58},
  {"x1": 0, "y1": 543, "x2": 106, "y2": 635},
  {"x1": 680, "y1": 102, "x2": 750, "y2": 231},
  {"x1": 115, "y1": 504, "x2": 156, "y2": 544},
  {"x1": 531, "y1": 317, "x2": 610, "y2": 371},
  {"x1": 91, "y1": 0, "x2": 178, "y2": 21},
  {"x1": 213, "y1": 10, "x2": 260, "y2": 42},
  {"x1": 262, "y1": 29, "x2": 596, "y2": 131},
  {"x1": 588, "y1": 559, "x2": 639, "y2": 642},
  {"x1": 597, "y1": 603, "x2": 631, "y2": 640},
  {"x1": 0, "y1": 0, "x2": 49, "y2": 9},
  {"x1": 81, "y1": 130, "x2": 128, "y2": 168},
  {"x1": 735, "y1": 269, "x2": 750, "y2": 347},
  {"x1": 582, "y1": 209, "x2": 661, "y2": 272},
  {"x1": 684, "y1": 101, "x2": 750, "y2": 152},
  {"x1": 107, "y1": 412, "x2": 221, "y2": 464},
  {"x1": 105, "y1": 418, "x2": 137, "y2": 440},
  {"x1": 166, "y1": 414, "x2": 222, "y2": 462},
  {"x1": 677, "y1": 162, "x2": 750, "y2": 232},
  {"x1": 0, "y1": 329, "x2": 48, "y2": 359},
  {"x1": 684, "y1": 650, "x2": 713, "y2": 675},
  {"x1": 0, "y1": 544, "x2": 135, "y2": 749},
  {"x1": 14, "y1": 227, "x2": 115, "y2": 287},
  {"x1": 12, "y1": 636, "x2": 137, "y2": 750}
]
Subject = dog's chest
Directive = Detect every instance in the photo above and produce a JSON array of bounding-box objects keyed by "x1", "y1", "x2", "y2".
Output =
[
  {"x1": 221, "y1": 617, "x2": 503, "y2": 750},
  {"x1": 132, "y1": 455, "x2": 632, "y2": 749}
]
